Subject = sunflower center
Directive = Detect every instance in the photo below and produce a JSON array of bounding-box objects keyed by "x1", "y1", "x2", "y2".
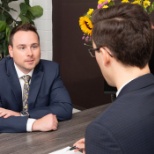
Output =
[{"x1": 85, "y1": 21, "x2": 92, "y2": 30}]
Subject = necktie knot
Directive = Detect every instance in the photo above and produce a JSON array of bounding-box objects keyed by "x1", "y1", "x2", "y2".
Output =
[{"x1": 21, "y1": 75, "x2": 31, "y2": 83}]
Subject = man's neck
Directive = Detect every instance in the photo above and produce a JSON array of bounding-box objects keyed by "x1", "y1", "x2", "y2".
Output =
[
  {"x1": 14, "y1": 63, "x2": 34, "y2": 78},
  {"x1": 115, "y1": 64, "x2": 150, "y2": 90}
]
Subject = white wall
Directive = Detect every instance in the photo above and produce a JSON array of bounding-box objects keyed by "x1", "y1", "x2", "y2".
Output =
[
  {"x1": 9, "y1": 0, "x2": 53, "y2": 61},
  {"x1": 30, "y1": 0, "x2": 53, "y2": 60}
]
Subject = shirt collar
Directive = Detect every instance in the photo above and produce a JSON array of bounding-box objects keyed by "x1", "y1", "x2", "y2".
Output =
[
  {"x1": 116, "y1": 79, "x2": 133, "y2": 97},
  {"x1": 14, "y1": 63, "x2": 34, "y2": 78}
]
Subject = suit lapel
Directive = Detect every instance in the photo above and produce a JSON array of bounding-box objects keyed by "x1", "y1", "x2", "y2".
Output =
[
  {"x1": 6, "y1": 58, "x2": 22, "y2": 108},
  {"x1": 28, "y1": 62, "x2": 44, "y2": 110}
]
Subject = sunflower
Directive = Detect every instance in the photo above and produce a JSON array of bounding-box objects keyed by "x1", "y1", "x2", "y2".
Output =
[
  {"x1": 79, "y1": 16, "x2": 93, "y2": 36},
  {"x1": 87, "y1": 8, "x2": 94, "y2": 16},
  {"x1": 98, "y1": 0, "x2": 111, "y2": 4},
  {"x1": 143, "y1": 0, "x2": 151, "y2": 9},
  {"x1": 132, "y1": 0, "x2": 141, "y2": 5},
  {"x1": 122, "y1": 0, "x2": 130, "y2": 3},
  {"x1": 102, "y1": 5, "x2": 109, "y2": 8}
]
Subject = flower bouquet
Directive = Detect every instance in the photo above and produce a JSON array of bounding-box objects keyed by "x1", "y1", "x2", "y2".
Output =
[{"x1": 79, "y1": 0, "x2": 154, "y2": 45}]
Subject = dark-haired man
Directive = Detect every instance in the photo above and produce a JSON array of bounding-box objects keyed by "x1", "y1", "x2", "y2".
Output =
[
  {"x1": 74, "y1": 3, "x2": 154, "y2": 154},
  {"x1": 0, "y1": 24, "x2": 72, "y2": 133}
]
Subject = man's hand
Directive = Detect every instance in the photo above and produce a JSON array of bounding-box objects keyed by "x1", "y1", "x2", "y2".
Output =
[
  {"x1": 73, "y1": 138, "x2": 86, "y2": 154},
  {"x1": 0, "y1": 107, "x2": 20, "y2": 118},
  {"x1": 32, "y1": 114, "x2": 58, "y2": 132}
]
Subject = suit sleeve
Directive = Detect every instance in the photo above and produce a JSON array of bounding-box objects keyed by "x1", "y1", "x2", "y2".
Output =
[
  {"x1": 0, "y1": 116, "x2": 28, "y2": 133},
  {"x1": 85, "y1": 121, "x2": 123, "y2": 154},
  {"x1": 29, "y1": 63, "x2": 73, "y2": 121}
]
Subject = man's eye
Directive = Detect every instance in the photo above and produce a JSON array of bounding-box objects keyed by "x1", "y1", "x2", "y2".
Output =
[
  {"x1": 19, "y1": 46, "x2": 25, "y2": 50},
  {"x1": 32, "y1": 45, "x2": 38, "y2": 49}
]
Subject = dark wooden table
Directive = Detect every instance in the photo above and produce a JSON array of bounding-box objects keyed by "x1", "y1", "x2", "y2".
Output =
[{"x1": 0, "y1": 104, "x2": 110, "y2": 154}]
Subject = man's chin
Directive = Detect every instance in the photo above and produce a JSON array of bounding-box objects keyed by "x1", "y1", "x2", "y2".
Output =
[
  {"x1": 24, "y1": 65, "x2": 35, "y2": 72},
  {"x1": 24, "y1": 61, "x2": 39, "y2": 72}
]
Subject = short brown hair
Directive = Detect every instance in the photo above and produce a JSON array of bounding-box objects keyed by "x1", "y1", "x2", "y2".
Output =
[
  {"x1": 92, "y1": 3, "x2": 153, "y2": 68},
  {"x1": 149, "y1": 11, "x2": 154, "y2": 26},
  {"x1": 9, "y1": 23, "x2": 40, "y2": 46}
]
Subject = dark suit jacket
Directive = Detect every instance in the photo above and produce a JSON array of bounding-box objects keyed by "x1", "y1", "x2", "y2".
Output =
[
  {"x1": 0, "y1": 57, "x2": 72, "y2": 133},
  {"x1": 86, "y1": 74, "x2": 154, "y2": 154}
]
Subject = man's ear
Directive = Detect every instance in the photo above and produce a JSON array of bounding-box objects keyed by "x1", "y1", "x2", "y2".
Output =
[
  {"x1": 100, "y1": 47, "x2": 111, "y2": 66},
  {"x1": 8, "y1": 45, "x2": 13, "y2": 57}
]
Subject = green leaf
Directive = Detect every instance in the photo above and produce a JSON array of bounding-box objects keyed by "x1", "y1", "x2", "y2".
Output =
[
  {"x1": 5, "y1": 26, "x2": 11, "y2": 42},
  {"x1": 28, "y1": 6, "x2": 43, "y2": 18},
  {"x1": 0, "y1": 21, "x2": 6, "y2": 32},
  {"x1": 4, "y1": 12, "x2": 14, "y2": 25},
  {"x1": 24, "y1": 0, "x2": 30, "y2": 6},
  {"x1": 25, "y1": 11, "x2": 35, "y2": 21},
  {"x1": 0, "y1": 14, "x2": 6, "y2": 21},
  {"x1": 0, "y1": 31, "x2": 5, "y2": 40},
  {"x1": 19, "y1": 14, "x2": 30, "y2": 24},
  {"x1": 20, "y1": 3, "x2": 29, "y2": 15},
  {"x1": 148, "y1": 2, "x2": 154, "y2": 13},
  {"x1": 1, "y1": 1, "x2": 10, "y2": 12}
]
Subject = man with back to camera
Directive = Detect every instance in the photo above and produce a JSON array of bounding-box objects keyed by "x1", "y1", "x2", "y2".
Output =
[
  {"x1": 0, "y1": 23, "x2": 73, "y2": 133},
  {"x1": 73, "y1": 3, "x2": 154, "y2": 154}
]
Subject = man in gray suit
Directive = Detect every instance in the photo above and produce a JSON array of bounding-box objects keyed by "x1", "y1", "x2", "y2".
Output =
[{"x1": 73, "y1": 3, "x2": 154, "y2": 154}]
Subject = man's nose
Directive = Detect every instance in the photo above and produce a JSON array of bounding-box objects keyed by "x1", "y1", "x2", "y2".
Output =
[{"x1": 27, "y1": 47, "x2": 33, "y2": 56}]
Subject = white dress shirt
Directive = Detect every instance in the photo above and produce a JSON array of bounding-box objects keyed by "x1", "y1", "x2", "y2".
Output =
[
  {"x1": 116, "y1": 79, "x2": 133, "y2": 97},
  {"x1": 14, "y1": 63, "x2": 36, "y2": 132}
]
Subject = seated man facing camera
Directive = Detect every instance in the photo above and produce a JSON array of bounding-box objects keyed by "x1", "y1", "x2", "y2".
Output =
[
  {"x1": 0, "y1": 23, "x2": 72, "y2": 133},
  {"x1": 73, "y1": 3, "x2": 154, "y2": 154}
]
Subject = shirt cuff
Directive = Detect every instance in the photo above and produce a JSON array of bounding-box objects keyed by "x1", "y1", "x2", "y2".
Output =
[{"x1": 27, "y1": 118, "x2": 36, "y2": 132}]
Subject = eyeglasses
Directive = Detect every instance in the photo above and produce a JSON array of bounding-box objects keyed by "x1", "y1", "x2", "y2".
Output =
[
  {"x1": 84, "y1": 43, "x2": 113, "y2": 58},
  {"x1": 88, "y1": 47, "x2": 100, "y2": 57},
  {"x1": 89, "y1": 47, "x2": 114, "y2": 58}
]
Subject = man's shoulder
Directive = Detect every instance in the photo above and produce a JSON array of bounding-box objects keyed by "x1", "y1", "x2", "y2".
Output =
[
  {"x1": 88, "y1": 101, "x2": 131, "y2": 129},
  {"x1": 0, "y1": 56, "x2": 13, "y2": 69},
  {"x1": 39, "y1": 59, "x2": 59, "y2": 67},
  {"x1": 36, "y1": 59, "x2": 60, "y2": 73},
  {"x1": 0, "y1": 56, "x2": 12, "y2": 63}
]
